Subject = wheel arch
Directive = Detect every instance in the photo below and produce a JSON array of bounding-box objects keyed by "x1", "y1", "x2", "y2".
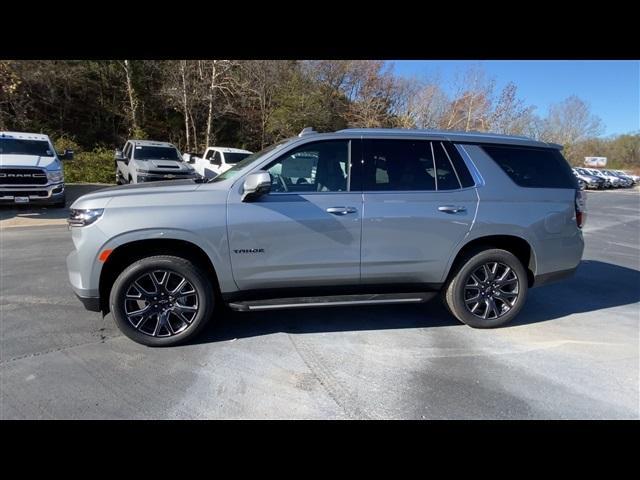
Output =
[
  {"x1": 99, "y1": 238, "x2": 221, "y2": 313},
  {"x1": 446, "y1": 234, "x2": 537, "y2": 287}
]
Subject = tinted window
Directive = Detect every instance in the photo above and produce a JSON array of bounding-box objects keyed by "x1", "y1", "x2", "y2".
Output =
[
  {"x1": 482, "y1": 145, "x2": 578, "y2": 189},
  {"x1": 134, "y1": 146, "x2": 181, "y2": 161},
  {"x1": 0, "y1": 139, "x2": 52, "y2": 156},
  {"x1": 210, "y1": 139, "x2": 291, "y2": 183},
  {"x1": 362, "y1": 140, "x2": 435, "y2": 191},
  {"x1": 445, "y1": 143, "x2": 475, "y2": 188},
  {"x1": 266, "y1": 140, "x2": 349, "y2": 193},
  {"x1": 432, "y1": 142, "x2": 460, "y2": 190},
  {"x1": 211, "y1": 151, "x2": 222, "y2": 165},
  {"x1": 223, "y1": 152, "x2": 251, "y2": 164}
]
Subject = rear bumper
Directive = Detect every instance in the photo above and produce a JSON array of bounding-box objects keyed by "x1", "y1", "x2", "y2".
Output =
[{"x1": 533, "y1": 266, "x2": 578, "y2": 288}]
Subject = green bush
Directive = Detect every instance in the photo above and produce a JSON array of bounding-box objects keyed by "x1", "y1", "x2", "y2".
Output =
[
  {"x1": 63, "y1": 147, "x2": 115, "y2": 184},
  {"x1": 50, "y1": 136, "x2": 114, "y2": 184}
]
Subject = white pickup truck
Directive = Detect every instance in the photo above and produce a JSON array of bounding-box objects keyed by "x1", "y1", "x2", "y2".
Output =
[
  {"x1": 186, "y1": 147, "x2": 253, "y2": 179},
  {"x1": 0, "y1": 131, "x2": 73, "y2": 207}
]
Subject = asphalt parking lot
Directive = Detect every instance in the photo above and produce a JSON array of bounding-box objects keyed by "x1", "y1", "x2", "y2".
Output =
[{"x1": 0, "y1": 186, "x2": 638, "y2": 419}]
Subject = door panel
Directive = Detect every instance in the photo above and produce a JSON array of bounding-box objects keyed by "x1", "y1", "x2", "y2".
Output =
[
  {"x1": 226, "y1": 139, "x2": 361, "y2": 290},
  {"x1": 362, "y1": 189, "x2": 477, "y2": 284},
  {"x1": 358, "y1": 139, "x2": 479, "y2": 284}
]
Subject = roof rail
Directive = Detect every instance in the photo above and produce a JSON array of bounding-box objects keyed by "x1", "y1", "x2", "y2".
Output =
[{"x1": 298, "y1": 127, "x2": 317, "y2": 137}]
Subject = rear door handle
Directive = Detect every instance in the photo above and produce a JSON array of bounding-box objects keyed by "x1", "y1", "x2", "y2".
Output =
[
  {"x1": 438, "y1": 205, "x2": 467, "y2": 214},
  {"x1": 326, "y1": 206, "x2": 357, "y2": 215}
]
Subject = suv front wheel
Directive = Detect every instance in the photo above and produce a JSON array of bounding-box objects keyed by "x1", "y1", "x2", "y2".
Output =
[
  {"x1": 444, "y1": 249, "x2": 528, "y2": 328},
  {"x1": 109, "y1": 255, "x2": 215, "y2": 346}
]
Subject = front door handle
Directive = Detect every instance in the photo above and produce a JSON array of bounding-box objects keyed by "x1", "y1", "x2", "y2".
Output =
[
  {"x1": 326, "y1": 206, "x2": 357, "y2": 215},
  {"x1": 438, "y1": 205, "x2": 467, "y2": 214}
]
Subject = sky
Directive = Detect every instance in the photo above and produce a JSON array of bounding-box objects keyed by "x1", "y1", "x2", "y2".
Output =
[{"x1": 390, "y1": 60, "x2": 639, "y2": 137}]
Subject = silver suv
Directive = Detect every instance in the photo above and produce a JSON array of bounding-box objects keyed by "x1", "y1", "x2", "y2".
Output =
[{"x1": 67, "y1": 128, "x2": 585, "y2": 346}]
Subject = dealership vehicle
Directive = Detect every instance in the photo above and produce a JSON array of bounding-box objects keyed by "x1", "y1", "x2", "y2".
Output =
[
  {"x1": 115, "y1": 140, "x2": 199, "y2": 184},
  {"x1": 585, "y1": 168, "x2": 620, "y2": 188},
  {"x1": 68, "y1": 128, "x2": 585, "y2": 346},
  {"x1": 573, "y1": 168, "x2": 605, "y2": 189},
  {"x1": 189, "y1": 147, "x2": 253, "y2": 179},
  {"x1": 604, "y1": 169, "x2": 633, "y2": 187},
  {"x1": 1, "y1": 131, "x2": 73, "y2": 207},
  {"x1": 615, "y1": 170, "x2": 640, "y2": 184}
]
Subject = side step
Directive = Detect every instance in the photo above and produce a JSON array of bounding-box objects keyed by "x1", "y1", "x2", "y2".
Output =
[{"x1": 227, "y1": 292, "x2": 436, "y2": 312}]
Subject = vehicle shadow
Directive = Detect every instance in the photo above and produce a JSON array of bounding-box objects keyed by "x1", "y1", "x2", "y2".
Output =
[
  {"x1": 193, "y1": 260, "x2": 640, "y2": 344},
  {"x1": 0, "y1": 184, "x2": 112, "y2": 222}
]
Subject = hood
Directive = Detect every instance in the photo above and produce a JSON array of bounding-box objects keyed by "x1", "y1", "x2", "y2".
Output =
[
  {"x1": 71, "y1": 179, "x2": 203, "y2": 209},
  {"x1": 140, "y1": 159, "x2": 192, "y2": 171},
  {"x1": 0, "y1": 154, "x2": 58, "y2": 169}
]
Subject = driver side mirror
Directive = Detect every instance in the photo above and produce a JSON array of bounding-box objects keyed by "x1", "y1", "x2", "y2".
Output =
[
  {"x1": 242, "y1": 171, "x2": 271, "y2": 202},
  {"x1": 59, "y1": 149, "x2": 74, "y2": 161},
  {"x1": 114, "y1": 149, "x2": 127, "y2": 162}
]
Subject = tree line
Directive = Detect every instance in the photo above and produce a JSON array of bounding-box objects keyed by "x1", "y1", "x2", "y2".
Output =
[{"x1": 1, "y1": 60, "x2": 637, "y2": 179}]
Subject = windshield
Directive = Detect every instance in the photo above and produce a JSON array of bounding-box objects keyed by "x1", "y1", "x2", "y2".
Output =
[
  {"x1": 0, "y1": 138, "x2": 53, "y2": 156},
  {"x1": 210, "y1": 139, "x2": 291, "y2": 183},
  {"x1": 134, "y1": 146, "x2": 181, "y2": 161},
  {"x1": 224, "y1": 152, "x2": 251, "y2": 165}
]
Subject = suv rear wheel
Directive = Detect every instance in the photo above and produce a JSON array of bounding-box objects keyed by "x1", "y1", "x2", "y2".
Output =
[
  {"x1": 109, "y1": 255, "x2": 215, "y2": 346},
  {"x1": 444, "y1": 249, "x2": 528, "y2": 328}
]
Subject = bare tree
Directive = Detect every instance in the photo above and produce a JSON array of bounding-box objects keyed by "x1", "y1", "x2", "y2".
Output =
[
  {"x1": 541, "y1": 95, "x2": 604, "y2": 145},
  {"x1": 120, "y1": 60, "x2": 140, "y2": 135},
  {"x1": 203, "y1": 60, "x2": 237, "y2": 148},
  {"x1": 342, "y1": 61, "x2": 396, "y2": 128},
  {"x1": 239, "y1": 60, "x2": 290, "y2": 148},
  {"x1": 444, "y1": 65, "x2": 494, "y2": 131},
  {"x1": 489, "y1": 82, "x2": 536, "y2": 135}
]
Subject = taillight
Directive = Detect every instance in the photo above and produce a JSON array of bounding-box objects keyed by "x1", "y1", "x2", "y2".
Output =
[{"x1": 575, "y1": 189, "x2": 586, "y2": 228}]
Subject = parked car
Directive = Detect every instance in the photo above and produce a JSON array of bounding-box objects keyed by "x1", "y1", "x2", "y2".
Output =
[
  {"x1": 115, "y1": 139, "x2": 199, "y2": 184},
  {"x1": 67, "y1": 128, "x2": 585, "y2": 346},
  {"x1": 615, "y1": 170, "x2": 640, "y2": 184},
  {"x1": 585, "y1": 168, "x2": 620, "y2": 188},
  {"x1": 189, "y1": 146, "x2": 253, "y2": 179},
  {"x1": 573, "y1": 168, "x2": 605, "y2": 190},
  {"x1": 605, "y1": 169, "x2": 634, "y2": 187},
  {"x1": 0, "y1": 131, "x2": 73, "y2": 207}
]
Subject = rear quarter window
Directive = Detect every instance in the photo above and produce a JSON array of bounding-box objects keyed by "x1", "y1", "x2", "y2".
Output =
[{"x1": 481, "y1": 144, "x2": 578, "y2": 189}]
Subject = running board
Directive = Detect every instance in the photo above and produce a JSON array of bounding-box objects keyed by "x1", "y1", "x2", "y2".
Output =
[{"x1": 227, "y1": 292, "x2": 436, "y2": 312}]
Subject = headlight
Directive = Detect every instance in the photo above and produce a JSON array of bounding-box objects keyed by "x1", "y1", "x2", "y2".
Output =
[
  {"x1": 47, "y1": 169, "x2": 64, "y2": 183},
  {"x1": 68, "y1": 208, "x2": 104, "y2": 227},
  {"x1": 136, "y1": 168, "x2": 149, "y2": 174}
]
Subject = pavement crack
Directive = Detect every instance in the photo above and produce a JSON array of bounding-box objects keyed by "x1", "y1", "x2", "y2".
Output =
[
  {"x1": 287, "y1": 334, "x2": 372, "y2": 419},
  {"x1": 0, "y1": 334, "x2": 122, "y2": 366}
]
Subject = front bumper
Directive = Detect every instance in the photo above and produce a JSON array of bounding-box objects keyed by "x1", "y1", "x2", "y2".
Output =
[
  {"x1": 74, "y1": 292, "x2": 101, "y2": 312},
  {"x1": 0, "y1": 182, "x2": 65, "y2": 204}
]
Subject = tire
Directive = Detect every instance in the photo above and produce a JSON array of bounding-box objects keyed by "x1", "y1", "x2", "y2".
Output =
[
  {"x1": 443, "y1": 248, "x2": 528, "y2": 328},
  {"x1": 109, "y1": 255, "x2": 215, "y2": 347}
]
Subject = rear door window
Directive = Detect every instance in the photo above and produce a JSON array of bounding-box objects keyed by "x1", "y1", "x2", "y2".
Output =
[
  {"x1": 359, "y1": 139, "x2": 476, "y2": 191},
  {"x1": 361, "y1": 140, "x2": 436, "y2": 191}
]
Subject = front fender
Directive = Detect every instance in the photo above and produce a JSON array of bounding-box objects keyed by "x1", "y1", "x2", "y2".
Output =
[{"x1": 89, "y1": 226, "x2": 236, "y2": 294}]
